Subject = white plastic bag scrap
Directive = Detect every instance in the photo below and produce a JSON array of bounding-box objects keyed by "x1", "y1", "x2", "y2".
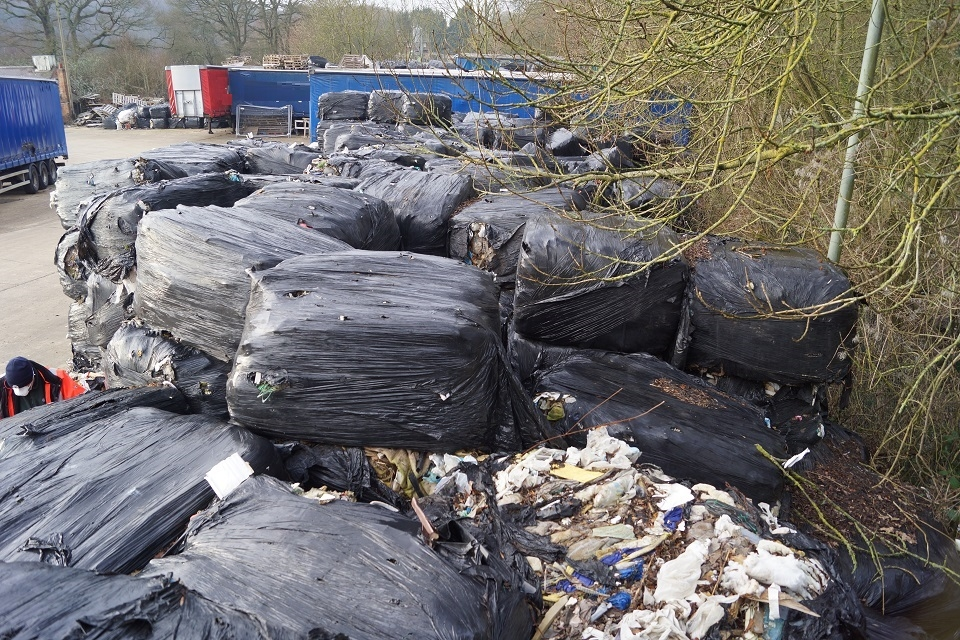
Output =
[
  {"x1": 686, "y1": 595, "x2": 738, "y2": 639},
  {"x1": 742, "y1": 540, "x2": 828, "y2": 600},
  {"x1": 494, "y1": 448, "x2": 564, "y2": 499},
  {"x1": 566, "y1": 427, "x2": 641, "y2": 471},
  {"x1": 653, "y1": 482, "x2": 695, "y2": 511},
  {"x1": 654, "y1": 539, "x2": 709, "y2": 603},
  {"x1": 690, "y1": 483, "x2": 734, "y2": 506},
  {"x1": 581, "y1": 469, "x2": 638, "y2": 508},
  {"x1": 619, "y1": 606, "x2": 689, "y2": 640}
]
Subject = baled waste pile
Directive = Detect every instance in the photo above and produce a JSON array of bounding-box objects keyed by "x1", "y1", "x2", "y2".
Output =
[{"x1": 25, "y1": 93, "x2": 960, "y2": 639}]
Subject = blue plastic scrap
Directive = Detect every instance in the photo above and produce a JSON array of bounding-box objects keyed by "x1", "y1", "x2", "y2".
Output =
[
  {"x1": 663, "y1": 506, "x2": 684, "y2": 532},
  {"x1": 608, "y1": 592, "x2": 632, "y2": 611}
]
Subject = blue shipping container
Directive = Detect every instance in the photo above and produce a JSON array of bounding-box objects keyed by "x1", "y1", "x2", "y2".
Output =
[
  {"x1": 0, "y1": 76, "x2": 67, "y2": 173},
  {"x1": 227, "y1": 68, "x2": 312, "y2": 118},
  {"x1": 309, "y1": 68, "x2": 551, "y2": 142}
]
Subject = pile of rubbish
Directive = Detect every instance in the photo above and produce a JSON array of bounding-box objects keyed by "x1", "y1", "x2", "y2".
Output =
[
  {"x1": 16, "y1": 91, "x2": 960, "y2": 638},
  {"x1": 73, "y1": 100, "x2": 211, "y2": 130}
]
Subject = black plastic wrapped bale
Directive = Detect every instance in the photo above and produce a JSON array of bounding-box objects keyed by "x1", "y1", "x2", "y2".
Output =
[
  {"x1": 321, "y1": 122, "x2": 358, "y2": 155},
  {"x1": 678, "y1": 237, "x2": 859, "y2": 385},
  {"x1": 233, "y1": 181, "x2": 401, "y2": 250},
  {"x1": 241, "y1": 173, "x2": 360, "y2": 190},
  {"x1": 513, "y1": 214, "x2": 689, "y2": 357},
  {"x1": 148, "y1": 104, "x2": 171, "y2": 118},
  {"x1": 55, "y1": 228, "x2": 88, "y2": 300},
  {"x1": 367, "y1": 89, "x2": 406, "y2": 123},
  {"x1": 77, "y1": 173, "x2": 255, "y2": 267},
  {"x1": 402, "y1": 92, "x2": 453, "y2": 124},
  {"x1": 448, "y1": 188, "x2": 578, "y2": 287},
  {"x1": 0, "y1": 387, "x2": 189, "y2": 453},
  {"x1": 0, "y1": 406, "x2": 282, "y2": 574},
  {"x1": 491, "y1": 117, "x2": 547, "y2": 150},
  {"x1": 79, "y1": 272, "x2": 133, "y2": 349},
  {"x1": 318, "y1": 90, "x2": 370, "y2": 120},
  {"x1": 0, "y1": 561, "x2": 277, "y2": 639},
  {"x1": 326, "y1": 155, "x2": 409, "y2": 180},
  {"x1": 351, "y1": 146, "x2": 429, "y2": 169},
  {"x1": 104, "y1": 321, "x2": 231, "y2": 417},
  {"x1": 242, "y1": 142, "x2": 323, "y2": 174},
  {"x1": 508, "y1": 332, "x2": 578, "y2": 393},
  {"x1": 228, "y1": 251, "x2": 554, "y2": 451},
  {"x1": 149, "y1": 117, "x2": 168, "y2": 129},
  {"x1": 134, "y1": 205, "x2": 351, "y2": 361},
  {"x1": 603, "y1": 176, "x2": 690, "y2": 214},
  {"x1": 53, "y1": 159, "x2": 137, "y2": 229},
  {"x1": 533, "y1": 350, "x2": 788, "y2": 504},
  {"x1": 132, "y1": 143, "x2": 246, "y2": 184},
  {"x1": 357, "y1": 168, "x2": 475, "y2": 255},
  {"x1": 144, "y1": 475, "x2": 536, "y2": 640}
]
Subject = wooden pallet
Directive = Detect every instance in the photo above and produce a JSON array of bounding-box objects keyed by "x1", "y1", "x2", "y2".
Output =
[{"x1": 262, "y1": 54, "x2": 309, "y2": 70}]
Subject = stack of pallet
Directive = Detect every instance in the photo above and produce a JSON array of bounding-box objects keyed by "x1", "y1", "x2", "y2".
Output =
[{"x1": 262, "y1": 54, "x2": 309, "y2": 70}]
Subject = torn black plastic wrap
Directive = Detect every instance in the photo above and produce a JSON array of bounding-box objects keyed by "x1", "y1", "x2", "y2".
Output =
[
  {"x1": 55, "y1": 228, "x2": 88, "y2": 300},
  {"x1": 132, "y1": 143, "x2": 246, "y2": 183},
  {"x1": 238, "y1": 140, "x2": 322, "y2": 174},
  {"x1": 104, "y1": 321, "x2": 231, "y2": 417},
  {"x1": 533, "y1": 350, "x2": 788, "y2": 504},
  {"x1": 228, "y1": 250, "x2": 554, "y2": 451},
  {"x1": 358, "y1": 168, "x2": 475, "y2": 255},
  {"x1": 513, "y1": 214, "x2": 689, "y2": 357},
  {"x1": 134, "y1": 205, "x2": 350, "y2": 362},
  {"x1": 280, "y1": 443, "x2": 406, "y2": 508},
  {"x1": 448, "y1": 189, "x2": 577, "y2": 287},
  {"x1": 318, "y1": 90, "x2": 370, "y2": 120},
  {"x1": 0, "y1": 406, "x2": 281, "y2": 574},
  {"x1": 0, "y1": 562, "x2": 273, "y2": 640},
  {"x1": 78, "y1": 272, "x2": 133, "y2": 348},
  {"x1": 232, "y1": 181, "x2": 401, "y2": 250},
  {"x1": 677, "y1": 237, "x2": 858, "y2": 385},
  {"x1": 144, "y1": 475, "x2": 535, "y2": 640},
  {"x1": 76, "y1": 174, "x2": 255, "y2": 268}
]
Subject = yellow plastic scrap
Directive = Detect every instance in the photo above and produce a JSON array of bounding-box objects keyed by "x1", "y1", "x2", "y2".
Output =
[{"x1": 550, "y1": 464, "x2": 605, "y2": 483}]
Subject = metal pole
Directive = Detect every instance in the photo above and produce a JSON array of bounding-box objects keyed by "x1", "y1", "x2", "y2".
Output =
[{"x1": 828, "y1": 0, "x2": 885, "y2": 262}]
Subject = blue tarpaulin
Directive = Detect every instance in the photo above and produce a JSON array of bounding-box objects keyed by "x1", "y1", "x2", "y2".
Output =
[{"x1": 228, "y1": 68, "x2": 312, "y2": 118}]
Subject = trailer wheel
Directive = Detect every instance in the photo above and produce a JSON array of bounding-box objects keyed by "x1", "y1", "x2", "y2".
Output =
[
  {"x1": 46, "y1": 159, "x2": 58, "y2": 185},
  {"x1": 22, "y1": 164, "x2": 40, "y2": 194},
  {"x1": 37, "y1": 162, "x2": 50, "y2": 190}
]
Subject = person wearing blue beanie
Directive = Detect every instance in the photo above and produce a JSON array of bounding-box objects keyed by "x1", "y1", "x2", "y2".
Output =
[{"x1": 1, "y1": 356, "x2": 87, "y2": 418}]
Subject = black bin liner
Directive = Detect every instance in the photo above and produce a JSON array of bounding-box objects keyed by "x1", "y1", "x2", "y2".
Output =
[
  {"x1": 240, "y1": 141, "x2": 323, "y2": 174},
  {"x1": 358, "y1": 168, "x2": 475, "y2": 255},
  {"x1": 514, "y1": 214, "x2": 689, "y2": 357},
  {"x1": 678, "y1": 237, "x2": 858, "y2": 385},
  {"x1": 0, "y1": 562, "x2": 278, "y2": 639},
  {"x1": 533, "y1": 350, "x2": 788, "y2": 504},
  {"x1": 233, "y1": 181, "x2": 401, "y2": 250},
  {"x1": 104, "y1": 321, "x2": 231, "y2": 417},
  {"x1": 448, "y1": 188, "x2": 578, "y2": 286},
  {"x1": 402, "y1": 92, "x2": 454, "y2": 124},
  {"x1": 367, "y1": 89, "x2": 406, "y2": 123},
  {"x1": 228, "y1": 250, "x2": 553, "y2": 451},
  {"x1": 318, "y1": 90, "x2": 369, "y2": 120},
  {"x1": 134, "y1": 205, "x2": 350, "y2": 362},
  {"x1": 0, "y1": 405, "x2": 281, "y2": 574},
  {"x1": 144, "y1": 475, "x2": 536, "y2": 640},
  {"x1": 77, "y1": 173, "x2": 255, "y2": 267},
  {"x1": 132, "y1": 143, "x2": 246, "y2": 184},
  {"x1": 54, "y1": 159, "x2": 137, "y2": 229}
]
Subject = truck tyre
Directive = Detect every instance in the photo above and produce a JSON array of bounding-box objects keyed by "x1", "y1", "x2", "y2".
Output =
[
  {"x1": 38, "y1": 162, "x2": 50, "y2": 190},
  {"x1": 22, "y1": 164, "x2": 40, "y2": 194},
  {"x1": 47, "y1": 159, "x2": 58, "y2": 185}
]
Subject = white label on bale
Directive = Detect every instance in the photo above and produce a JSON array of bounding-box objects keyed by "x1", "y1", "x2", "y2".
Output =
[{"x1": 205, "y1": 453, "x2": 254, "y2": 499}]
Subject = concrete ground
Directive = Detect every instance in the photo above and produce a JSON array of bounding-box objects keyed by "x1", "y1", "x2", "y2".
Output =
[{"x1": 0, "y1": 125, "x2": 238, "y2": 372}]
